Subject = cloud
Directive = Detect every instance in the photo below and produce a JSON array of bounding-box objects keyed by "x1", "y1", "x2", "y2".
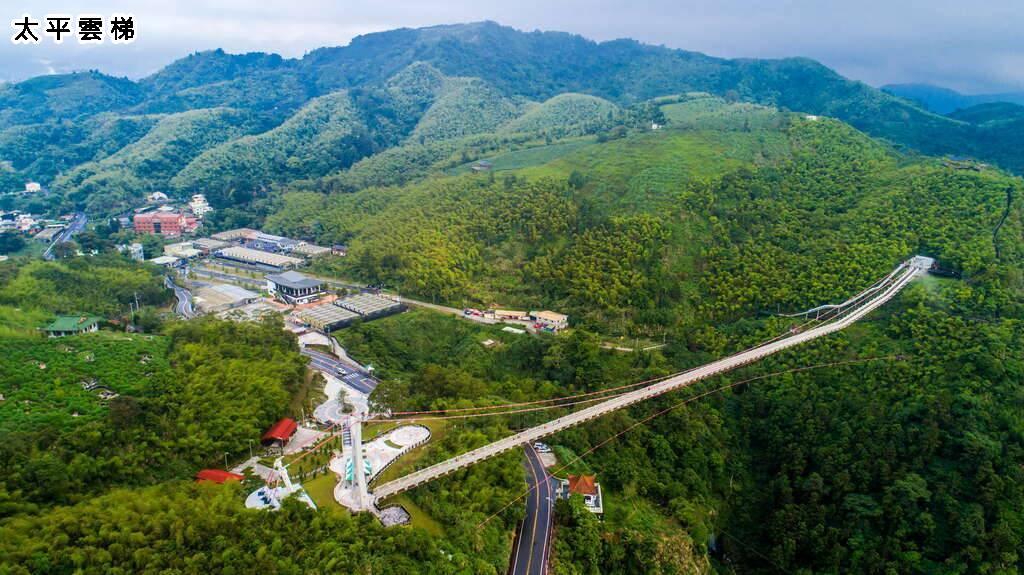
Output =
[{"x1": 0, "y1": 0, "x2": 1021, "y2": 93}]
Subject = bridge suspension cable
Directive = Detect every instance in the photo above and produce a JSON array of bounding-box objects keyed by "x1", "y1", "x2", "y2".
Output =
[
  {"x1": 382, "y1": 275, "x2": 896, "y2": 420},
  {"x1": 476, "y1": 354, "x2": 906, "y2": 528}
]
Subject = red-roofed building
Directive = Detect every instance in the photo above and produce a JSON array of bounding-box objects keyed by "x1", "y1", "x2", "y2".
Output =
[
  {"x1": 133, "y1": 211, "x2": 198, "y2": 237},
  {"x1": 560, "y1": 474, "x2": 603, "y2": 514},
  {"x1": 195, "y1": 469, "x2": 244, "y2": 484},
  {"x1": 261, "y1": 417, "x2": 298, "y2": 446}
]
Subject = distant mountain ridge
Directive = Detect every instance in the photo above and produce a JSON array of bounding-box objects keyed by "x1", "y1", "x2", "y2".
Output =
[
  {"x1": 0, "y1": 21, "x2": 1022, "y2": 211},
  {"x1": 882, "y1": 83, "x2": 1024, "y2": 115}
]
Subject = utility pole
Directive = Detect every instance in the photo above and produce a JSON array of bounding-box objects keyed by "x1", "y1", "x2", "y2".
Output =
[
  {"x1": 224, "y1": 452, "x2": 230, "y2": 469},
  {"x1": 248, "y1": 439, "x2": 254, "y2": 460}
]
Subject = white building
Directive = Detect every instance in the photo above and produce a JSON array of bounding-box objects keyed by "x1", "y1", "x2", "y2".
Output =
[
  {"x1": 24, "y1": 182, "x2": 41, "y2": 193},
  {"x1": 116, "y1": 243, "x2": 145, "y2": 261},
  {"x1": 189, "y1": 194, "x2": 213, "y2": 217},
  {"x1": 530, "y1": 310, "x2": 569, "y2": 332}
]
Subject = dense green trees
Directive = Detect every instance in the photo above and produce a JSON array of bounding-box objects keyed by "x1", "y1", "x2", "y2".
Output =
[
  {"x1": 0, "y1": 483, "x2": 453, "y2": 575},
  {"x1": 0, "y1": 255, "x2": 170, "y2": 318}
]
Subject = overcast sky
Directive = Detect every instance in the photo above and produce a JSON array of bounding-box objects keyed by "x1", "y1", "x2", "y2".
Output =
[{"x1": 3, "y1": 0, "x2": 1022, "y2": 94}]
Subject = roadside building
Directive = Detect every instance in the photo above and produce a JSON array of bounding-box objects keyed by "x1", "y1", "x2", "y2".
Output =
[
  {"x1": 24, "y1": 182, "x2": 41, "y2": 193},
  {"x1": 194, "y1": 284, "x2": 260, "y2": 314},
  {"x1": 530, "y1": 310, "x2": 569, "y2": 332},
  {"x1": 146, "y1": 191, "x2": 169, "y2": 203},
  {"x1": 292, "y1": 243, "x2": 331, "y2": 258},
  {"x1": 335, "y1": 292, "x2": 405, "y2": 320},
  {"x1": 559, "y1": 474, "x2": 604, "y2": 514},
  {"x1": 133, "y1": 211, "x2": 198, "y2": 237},
  {"x1": 147, "y1": 255, "x2": 181, "y2": 268},
  {"x1": 261, "y1": 418, "x2": 298, "y2": 447},
  {"x1": 44, "y1": 315, "x2": 102, "y2": 338},
  {"x1": 331, "y1": 244, "x2": 348, "y2": 257},
  {"x1": 266, "y1": 271, "x2": 324, "y2": 304},
  {"x1": 211, "y1": 228, "x2": 259, "y2": 242},
  {"x1": 472, "y1": 160, "x2": 493, "y2": 172},
  {"x1": 164, "y1": 241, "x2": 203, "y2": 260},
  {"x1": 293, "y1": 303, "x2": 360, "y2": 332},
  {"x1": 216, "y1": 246, "x2": 304, "y2": 270},
  {"x1": 33, "y1": 226, "x2": 64, "y2": 243},
  {"x1": 195, "y1": 469, "x2": 244, "y2": 484}
]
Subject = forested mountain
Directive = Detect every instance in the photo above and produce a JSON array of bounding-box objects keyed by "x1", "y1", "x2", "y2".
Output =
[
  {"x1": 2, "y1": 21, "x2": 1024, "y2": 212},
  {"x1": 268, "y1": 96, "x2": 1023, "y2": 333}
]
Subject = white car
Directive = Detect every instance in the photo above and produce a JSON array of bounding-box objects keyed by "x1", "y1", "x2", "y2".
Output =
[{"x1": 533, "y1": 442, "x2": 552, "y2": 453}]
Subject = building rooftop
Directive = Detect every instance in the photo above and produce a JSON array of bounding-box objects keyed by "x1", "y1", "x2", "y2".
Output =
[
  {"x1": 262, "y1": 418, "x2": 298, "y2": 442},
  {"x1": 294, "y1": 303, "x2": 359, "y2": 329},
  {"x1": 217, "y1": 246, "x2": 304, "y2": 268},
  {"x1": 211, "y1": 228, "x2": 259, "y2": 241},
  {"x1": 147, "y1": 255, "x2": 181, "y2": 266},
  {"x1": 194, "y1": 284, "x2": 259, "y2": 312},
  {"x1": 195, "y1": 469, "x2": 244, "y2": 484},
  {"x1": 44, "y1": 315, "x2": 102, "y2": 333},
  {"x1": 193, "y1": 237, "x2": 231, "y2": 251},
  {"x1": 292, "y1": 243, "x2": 331, "y2": 257},
  {"x1": 532, "y1": 310, "x2": 569, "y2": 323},
  {"x1": 253, "y1": 232, "x2": 300, "y2": 245},
  {"x1": 266, "y1": 270, "x2": 323, "y2": 290},
  {"x1": 335, "y1": 292, "x2": 402, "y2": 316},
  {"x1": 567, "y1": 474, "x2": 599, "y2": 496}
]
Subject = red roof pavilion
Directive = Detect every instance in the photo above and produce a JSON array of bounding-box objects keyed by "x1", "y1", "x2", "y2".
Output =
[
  {"x1": 195, "y1": 469, "x2": 244, "y2": 484},
  {"x1": 261, "y1": 417, "x2": 298, "y2": 444}
]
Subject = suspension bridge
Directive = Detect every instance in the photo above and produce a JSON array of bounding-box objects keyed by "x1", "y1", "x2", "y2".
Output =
[{"x1": 351, "y1": 256, "x2": 933, "y2": 509}]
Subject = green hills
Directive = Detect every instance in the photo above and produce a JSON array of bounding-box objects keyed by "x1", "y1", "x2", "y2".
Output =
[{"x1": 1, "y1": 22, "x2": 1023, "y2": 211}]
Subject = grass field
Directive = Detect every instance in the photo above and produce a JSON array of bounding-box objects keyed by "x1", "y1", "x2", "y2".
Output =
[
  {"x1": 660, "y1": 94, "x2": 782, "y2": 131},
  {"x1": 449, "y1": 138, "x2": 596, "y2": 174},
  {"x1": 303, "y1": 473, "x2": 346, "y2": 512},
  {"x1": 513, "y1": 128, "x2": 791, "y2": 215}
]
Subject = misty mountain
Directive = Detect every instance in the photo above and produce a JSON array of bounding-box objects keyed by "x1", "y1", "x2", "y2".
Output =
[{"x1": 882, "y1": 82, "x2": 1024, "y2": 115}]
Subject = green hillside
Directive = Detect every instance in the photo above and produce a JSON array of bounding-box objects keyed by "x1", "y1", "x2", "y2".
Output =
[
  {"x1": 499, "y1": 93, "x2": 618, "y2": 135},
  {"x1": 55, "y1": 108, "x2": 260, "y2": 212},
  {"x1": 171, "y1": 91, "x2": 369, "y2": 205},
  {"x1": 411, "y1": 77, "x2": 527, "y2": 141}
]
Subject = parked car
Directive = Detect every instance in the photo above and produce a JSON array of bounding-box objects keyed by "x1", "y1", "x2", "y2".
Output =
[{"x1": 534, "y1": 442, "x2": 552, "y2": 453}]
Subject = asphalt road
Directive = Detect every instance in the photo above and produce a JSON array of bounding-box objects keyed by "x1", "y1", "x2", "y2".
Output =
[
  {"x1": 165, "y1": 275, "x2": 195, "y2": 319},
  {"x1": 509, "y1": 444, "x2": 556, "y2": 575},
  {"x1": 302, "y1": 348, "x2": 378, "y2": 395},
  {"x1": 43, "y1": 212, "x2": 87, "y2": 260}
]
